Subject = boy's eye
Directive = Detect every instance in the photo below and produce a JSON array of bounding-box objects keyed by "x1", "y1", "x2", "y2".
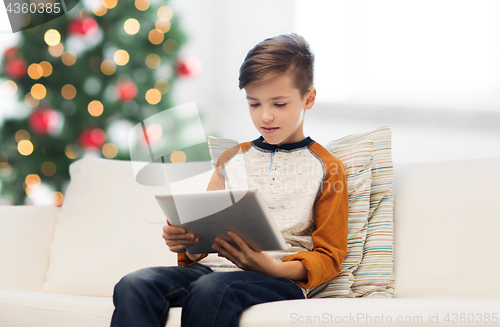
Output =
[
  {"x1": 275, "y1": 103, "x2": 286, "y2": 107},
  {"x1": 249, "y1": 103, "x2": 260, "y2": 107}
]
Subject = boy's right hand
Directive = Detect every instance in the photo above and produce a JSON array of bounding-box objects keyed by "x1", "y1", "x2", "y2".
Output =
[{"x1": 162, "y1": 224, "x2": 199, "y2": 254}]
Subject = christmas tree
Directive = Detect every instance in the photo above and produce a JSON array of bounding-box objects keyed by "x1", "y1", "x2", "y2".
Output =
[{"x1": 0, "y1": 0, "x2": 209, "y2": 205}]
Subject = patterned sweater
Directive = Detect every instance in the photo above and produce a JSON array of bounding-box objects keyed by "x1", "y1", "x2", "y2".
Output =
[{"x1": 178, "y1": 136, "x2": 348, "y2": 292}]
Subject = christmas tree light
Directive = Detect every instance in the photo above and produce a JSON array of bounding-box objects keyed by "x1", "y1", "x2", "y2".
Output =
[{"x1": 0, "y1": 1, "x2": 207, "y2": 205}]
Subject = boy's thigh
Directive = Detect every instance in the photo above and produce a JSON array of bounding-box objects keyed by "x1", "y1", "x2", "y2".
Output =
[
  {"x1": 191, "y1": 270, "x2": 305, "y2": 302},
  {"x1": 116, "y1": 263, "x2": 213, "y2": 295}
]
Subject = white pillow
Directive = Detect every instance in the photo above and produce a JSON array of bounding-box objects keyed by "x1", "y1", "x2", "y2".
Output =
[{"x1": 41, "y1": 158, "x2": 210, "y2": 297}]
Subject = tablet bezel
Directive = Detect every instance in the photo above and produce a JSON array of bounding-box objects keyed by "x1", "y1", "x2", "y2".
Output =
[{"x1": 155, "y1": 189, "x2": 288, "y2": 254}]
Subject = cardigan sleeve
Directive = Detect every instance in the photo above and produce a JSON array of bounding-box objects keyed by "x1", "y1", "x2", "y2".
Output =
[{"x1": 282, "y1": 155, "x2": 349, "y2": 289}]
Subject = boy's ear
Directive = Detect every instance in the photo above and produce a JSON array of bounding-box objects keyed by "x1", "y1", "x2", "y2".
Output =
[{"x1": 304, "y1": 87, "x2": 316, "y2": 110}]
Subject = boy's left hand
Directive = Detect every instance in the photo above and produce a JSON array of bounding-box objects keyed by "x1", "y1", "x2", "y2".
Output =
[{"x1": 212, "y1": 230, "x2": 278, "y2": 277}]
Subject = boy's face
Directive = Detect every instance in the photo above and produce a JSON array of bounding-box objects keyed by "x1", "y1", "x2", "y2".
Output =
[{"x1": 244, "y1": 73, "x2": 316, "y2": 146}]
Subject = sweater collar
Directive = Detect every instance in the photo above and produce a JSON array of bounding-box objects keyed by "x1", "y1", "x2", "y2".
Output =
[{"x1": 252, "y1": 135, "x2": 313, "y2": 151}]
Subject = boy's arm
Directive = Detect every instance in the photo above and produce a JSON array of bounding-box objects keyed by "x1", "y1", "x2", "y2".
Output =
[{"x1": 282, "y1": 155, "x2": 349, "y2": 289}]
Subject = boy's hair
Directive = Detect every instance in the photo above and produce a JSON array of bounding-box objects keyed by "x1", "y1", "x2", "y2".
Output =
[{"x1": 238, "y1": 33, "x2": 314, "y2": 98}]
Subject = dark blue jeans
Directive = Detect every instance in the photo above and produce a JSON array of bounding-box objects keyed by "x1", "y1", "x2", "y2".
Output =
[{"x1": 110, "y1": 263, "x2": 305, "y2": 327}]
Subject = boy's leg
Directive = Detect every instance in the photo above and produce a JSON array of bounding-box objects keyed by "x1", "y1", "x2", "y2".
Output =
[
  {"x1": 110, "y1": 263, "x2": 212, "y2": 327},
  {"x1": 181, "y1": 270, "x2": 305, "y2": 327}
]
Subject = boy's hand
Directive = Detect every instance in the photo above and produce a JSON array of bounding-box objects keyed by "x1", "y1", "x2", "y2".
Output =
[
  {"x1": 162, "y1": 223, "x2": 199, "y2": 254},
  {"x1": 212, "y1": 230, "x2": 279, "y2": 277},
  {"x1": 213, "y1": 231, "x2": 308, "y2": 281}
]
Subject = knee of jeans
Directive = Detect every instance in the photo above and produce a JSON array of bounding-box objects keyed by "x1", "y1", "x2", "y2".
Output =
[
  {"x1": 188, "y1": 273, "x2": 232, "y2": 298},
  {"x1": 189, "y1": 274, "x2": 224, "y2": 298},
  {"x1": 113, "y1": 268, "x2": 157, "y2": 296}
]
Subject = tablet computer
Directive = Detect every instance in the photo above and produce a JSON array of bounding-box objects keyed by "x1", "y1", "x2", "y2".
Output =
[{"x1": 155, "y1": 189, "x2": 288, "y2": 254}]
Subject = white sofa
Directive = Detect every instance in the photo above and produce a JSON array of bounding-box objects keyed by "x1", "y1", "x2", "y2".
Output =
[{"x1": 1, "y1": 156, "x2": 500, "y2": 327}]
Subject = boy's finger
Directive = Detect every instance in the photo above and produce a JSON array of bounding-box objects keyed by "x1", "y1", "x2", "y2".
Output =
[
  {"x1": 165, "y1": 233, "x2": 196, "y2": 240},
  {"x1": 167, "y1": 238, "x2": 199, "y2": 246},
  {"x1": 165, "y1": 225, "x2": 187, "y2": 234},
  {"x1": 227, "y1": 230, "x2": 250, "y2": 252}
]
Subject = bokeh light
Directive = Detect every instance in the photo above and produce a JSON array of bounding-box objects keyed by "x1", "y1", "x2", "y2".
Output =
[
  {"x1": 170, "y1": 151, "x2": 186, "y2": 163},
  {"x1": 146, "y1": 54, "x2": 161, "y2": 69},
  {"x1": 3, "y1": 80, "x2": 17, "y2": 96},
  {"x1": 114, "y1": 50, "x2": 130, "y2": 66},
  {"x1": 28, "y1": 64, "x2": 43, "y2": 80},
  {"x1": 145, "y1": 89, "x2": 161, "y2": 104},
  {"x1": 101, "y1": 59, "x2": 117, "y2": 75},
  {"x1": 102, "y1": 143, "x2": 118, "y2": 158},
  {"x1": 40, "y1": 61, "x2": 53, "y2": 77},
  {"x1": 0, "y1": 163, "x2": 13, "y2": 178},
  {"x1": 41, "y1": 162, "x2": 57, "y2": 176},
  {"x1": 18, "y1": 140, "x2": 34, "y2": 156},
  {"x1": 25, "y1": 174, "x2": 41, "y2": 188},
  {"x1": 124, "y1": 18, "x2": 140, "y2": 35},
  {"x1": 49, "y1": 43, "x2": 64, "y2": 57},
  {"x1": 21, "y1": 12, "x2": 30, "y2": 27},
  {"x1": 146, "y1": 123, "x2": 163, "y2": 145},
  {"x1": 44, "y1": 29, "x2": 61, "y2": 46},
  {"x1": 155, "y1": 20, "x2": 171, "y2": 33},
  {"x1": 25, "y1": 179, "x2": 42, "y2": 198},
  {"x1": 88, "y1": 100, "x2": 104, "y2": 116},
  {"x1": 163, "y1": 39, "x2": 178, "y2": 54},
  {"x1": 65, "y1": 144, "x2": 80, "y2": 159},
  {"x1": 135, "y1": 0, "x2": 150, "y2": 11},
  {"x1": 24, "y1": 92, "x2": 39, "y2": 107},
  {"x1": 148, "y1": 29, "x2": 164, "y2": 45},
  {"x1": 62, "y1": 84, "x2": 77, "y2": 100},
  {"x1": 15, "y1": 130, "x2": 30, "y2": 142},
  {"x1": 93, "y1": 2, "x2": 107, "y2": 16},
  {"x1": 157, "y1": 6, "x2": 173, "y2": 21},
  {"x1": 31, "y1": 84, "x2": 47, "y2": 100},
  {"x1": 51, "y1": 192, "x2": 64, "y2": 206},
  {"x1": 103, "y1": 0, "x2": 117, "y2": 9},
  {"x1": 62, "y1": 51, "x2": 77, "y2": 66},
  {"x1": 155, "y1": 79, "x2": 170, "y2": 94}
]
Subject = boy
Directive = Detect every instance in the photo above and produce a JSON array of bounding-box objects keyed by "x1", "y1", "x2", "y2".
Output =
[{"x1": 110, "y1": 33, "x2": 348, "y2": 327}]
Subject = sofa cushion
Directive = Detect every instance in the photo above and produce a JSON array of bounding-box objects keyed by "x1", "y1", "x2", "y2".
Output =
[
  {"x1": 207, "y1": 126, "x2": 394, "y2": 298},
  {"x1": 41, "y1": 158, "x2": 211, "y2": 297},
  {"x1": 3, "y1": 290, "x2": 500, "y2": 327},
  {"x1": 393, "y1": 157, "x2": 500, "y2": 298},
  {"x1": 0, "y1": 206, "x2": 59, "y2": 292},
  {"x1": 0, "y1": 290, "x2": 114, "y2": 327}
]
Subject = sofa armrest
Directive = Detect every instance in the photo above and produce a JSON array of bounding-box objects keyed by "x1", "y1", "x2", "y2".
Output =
[{"x1": 0, "y1": 205, "x2": 59, "y2": 292}]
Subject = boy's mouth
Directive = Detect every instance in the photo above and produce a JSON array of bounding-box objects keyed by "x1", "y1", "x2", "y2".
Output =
[{"x1": 262, "y1": 127, "x2": 279, "y2": 134}]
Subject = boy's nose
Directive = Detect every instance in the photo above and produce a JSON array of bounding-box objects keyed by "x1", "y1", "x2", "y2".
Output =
[{"x1": 261, "y1": 107, "x2": 274, "y2": 122}]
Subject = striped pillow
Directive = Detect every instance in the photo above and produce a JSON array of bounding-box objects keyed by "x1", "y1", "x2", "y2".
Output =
[
  {"x1": 206, "y1": 126, "x2": 393, "y2": 298},
  {"x1": 306, "y1": 140, "x2": 373, "y2": 298},
  {"x1": 321, "y1": 125, "x2": 394, "y2": 298}
]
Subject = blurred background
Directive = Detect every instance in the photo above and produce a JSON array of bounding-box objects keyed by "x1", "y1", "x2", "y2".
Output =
[{"x1": 1, "y1": 0, "x2": 499, "y2": 205}]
